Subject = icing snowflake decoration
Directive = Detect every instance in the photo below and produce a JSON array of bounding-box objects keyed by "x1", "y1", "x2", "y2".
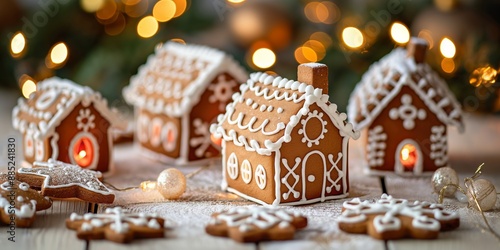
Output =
[
  {"x1": 298, "y1": 110, "x2": 328, "y2": 147},
  {"x1": 389, "y1": 94, "x2": 426, "y2": 130},
  {"x1": 69, "y1": 207, "x2": 163, "y2": 234},
  {"x1": 208, "y1": 75, "x2": 237, "y2": 111},
  {"x1": 208, "y1": 206, "x2": 302, "y2": 233},
  {"x1": 190, "y1": 118, "x2": 213, "y2": 157},
  {"x1": 77, "y1": 108, "x2": 96, "y2": 132}
]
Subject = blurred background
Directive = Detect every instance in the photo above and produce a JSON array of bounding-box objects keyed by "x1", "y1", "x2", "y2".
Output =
[{"x1": 1, "y1": 0, "x2": 499, "y2": 113}]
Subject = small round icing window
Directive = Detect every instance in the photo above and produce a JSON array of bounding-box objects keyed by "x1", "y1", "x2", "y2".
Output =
[
  {"x1": 255, "y1": 165, "x2": 267, "y2": 190},
  {"x1": 35, "y1": 89, "x2": 58, "y2": 110},
  {"x1": 227, "y1": 153, "x2": 238, "y2": 180},
  {"x1": 240, "y1": 160, "x2": 252, "y2": 184}
]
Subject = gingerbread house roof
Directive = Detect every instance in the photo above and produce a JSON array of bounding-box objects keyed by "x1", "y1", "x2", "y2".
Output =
[
  {"x1": 12, "y1": 77, "x2": 126, "y2": 140},
  {"x1": 211, "y1": 72, "x2": 359, "y2": 156},
  {"x1": 347, "y1": 48, "x2": 464, "y2": 132},
  {"x1": 123, "y1": 42, "x2": 247, "y2": 117}
]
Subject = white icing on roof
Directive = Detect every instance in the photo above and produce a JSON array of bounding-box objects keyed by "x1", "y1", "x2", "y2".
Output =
[
  {"x1": 123, "y1": 42, "x2": 247, "y2": 117},
  {"x1": 347, "y1": 48, "x2": 464, "y2": 132},
  {"x1": 12, "y1": 77, "x2": 126, "y2": 140},
  {"x1": 211, "y1": 72, "x2": 359, "y2": 156}
]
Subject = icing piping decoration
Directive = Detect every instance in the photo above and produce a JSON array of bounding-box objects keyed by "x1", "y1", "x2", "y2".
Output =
[
  {"x1": 190, "y1": 118, "x2": 213, "y2": 157},
  {"x1": 227, "y1": 153, "x2": 239, "y2": 180},
  {"x1": 255, "y1": 165, "x2": 266, "y2": 190},
  {"x1": 76, "y1": 108, "x2": 96, "y2": 132},
  {"x1": 298, "y1": 110, "x2": 328, "y2": 147},
  {"x1": 430, "y1": 125, "x2": 447, "y2": 166},
  {"x1": 338, "y1": 194, "x2": 459, "y2": 236},
  {"x1": 208, "y1": 74, "x2": 238, "y2": 111},
  {"x1": 240, "y1": 160, "x2": 252, "y2": 184},
  {"x1": 388, "y1": 94, "x2": 426, "y2": 130},
  {"x1": 367, "y1": 125, "x2": 387, "y2": 167}
]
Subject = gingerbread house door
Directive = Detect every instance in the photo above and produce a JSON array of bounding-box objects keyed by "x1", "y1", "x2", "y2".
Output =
[
  {"x1": 68, "y1": 132, "x2": 99, "y2": 170},
  {"x1": 301, "y1": 150, "x2": 326, "y2": 201},
  {"x1": 394, "y1": 139, "x2": 423, "y2": 175}
]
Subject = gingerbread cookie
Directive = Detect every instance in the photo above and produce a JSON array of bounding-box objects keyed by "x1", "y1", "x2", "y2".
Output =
[
  {"x1": 0, "y1": 173, "x2": 52, "y2": 227},
  {"x1": 338, "y1": 194, "x2": 460, "y2": 240},
  {"x1": 66, "y1": 207, "x2": 166, "y2": 243},
  {"x1": 17, "y1": 159, "x2": 115, "y2": 204},
  {"x1": 206, "y1": 206, "x2": 307, "y2": 242}
]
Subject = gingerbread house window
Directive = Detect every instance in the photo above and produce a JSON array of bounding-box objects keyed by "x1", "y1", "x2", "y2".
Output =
[
  {"x1": 162, "y1": 122, "x2": 177, "y2": 152},
  {"x1": 137, "y1": 114, "x2": 150, "y2": 143},
  {"x1": 227, "y1": 153, "x2": 238, "y2": 180},
  {"x1": 240, "y1": 160, "x2": 252, "y2": 184},
  {"x1": 25, "y1": 135, "x2": 34, "y2": 158},
  {"x1": 69, "y1": 132, "x2": 98, "y2": 169},
  {"x1": 150, "y1": 118, "x2": 163, "y2": 147},
  {"x1": 35, "y1": 140, "x2": 45, "y2": 161},
  {"x1": 395, "y1": 139, "x2": 422, "y2": 175},
  {"x1": 255, "y1": 165, "x2": 266, "y2": 190}
]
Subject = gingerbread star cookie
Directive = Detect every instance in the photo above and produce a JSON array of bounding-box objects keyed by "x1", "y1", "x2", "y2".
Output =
[
  {"x1": 0, "y1": 173, "x2": 52, "y2": 227},
  {"x1": 17, "y1": 159, "x2": 115, "y2": 204},
  {"x1": 66, "y1": 207, "x2": 166, "y2": 243},
  {"x1": 206, "y1": 206, "x2": 308, "y2": 242},
  {"x1": 338, "y1": 194, "x2": 460, "y2": 240}
]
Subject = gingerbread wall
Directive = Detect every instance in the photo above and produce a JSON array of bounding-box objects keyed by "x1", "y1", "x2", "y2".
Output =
[
  {"x1": 366, "y1": 85, "x2": 445, "y2": 174},
  {"x1": 224, "y1": 141, "x2": 276, "y2": 205},
  {"x1": 279, "y1": 104, "x2": 346, "y2": 204},
  {"x1": 188, "y1": 73, "x2": 241, "y2": 162},
  {"x1": 54, "y1": 103, "x2": 111, "y2": 172},
  {"x1": 136, "y1": 108, "x2": 182, "y2": 160},
  {"x1": 22, "y1": 135, "x2": 52, "y2": 164}
]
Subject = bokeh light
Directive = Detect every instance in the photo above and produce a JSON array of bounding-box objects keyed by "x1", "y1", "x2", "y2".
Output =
[
  {"x1": 173, "y1": 0, "x2": 187, "y2": 17},
  {"x1": 124, "y1": 0, "x2": 148, "y2": 17},
  {"x1": 50, "y1": 42, "x2": 68, "y2": 65},
  {"x1": 227, "y1": 0, "x2": 245, "y2": 3},
  {"x1": 390, "y1": 22, "x2": 410, "y2": 44},
  {"x1": 441, "y1": 58, "x2": 455, "y2": 74},
  {"x1": 153, "y1": 0, "x2": 176, "y2": 22},
  {"x1": 96, "y1": 0, "x2": 117, "y2": 21},
  {"x1": 10, "y1": 32, "x2": 26, "y2": 57},
  {"x1": 137, "y1": 16, "x2": 159, "y2": 38},
  {"x1": 342, "y1": 27, "x2": 364, "y2": 48},
  {"x1": 170, "y1": 38, "x2": 186, "y2": 44},
  {"x1": 20, "y1": 76, "x2": 37, "y2": 99},
  {"x1": 105, "y1": 13, "x2": 126, "y2": 36},
  {"x1": 80, "y1": 0, "x2": 105, "y2": 13},
  {"x1": 310, "y1": 32, "x2": 333, "y2": 48},
  {"x1": 418, "y1": 29, "x2": 434, "y2": 49},
  {"x1": 252, "y1": 48, "x2": 276, "y2": 69},
  {"x1": 440, "y1": 37, "x2": 456, "y2": 58},
  {"x1": 469, "y1": 66, "x2": 498, "y2": 87}
]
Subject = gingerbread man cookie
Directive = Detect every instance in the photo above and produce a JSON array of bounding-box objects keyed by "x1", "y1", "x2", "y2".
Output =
[
  {"x1": 17, "y1": 159, "x2": 115, "y2": 204},
  {"x1": 338, "y1": 194, "x2": 460, "y2": 240},
  {"x1": 66, "y1": 207, "x2": 166, "y2": 243},
  {"x1": 0, "y1": 173, "x2": 52, "y2": 227},
  {"x1": 206, "y1": 206, "x2": 307, "y2": 242}
]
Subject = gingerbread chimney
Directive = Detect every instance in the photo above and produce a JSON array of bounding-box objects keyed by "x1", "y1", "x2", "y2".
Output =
[
  {"x1": 297, "y1": 63, "x2": 328, "y2": 94},
  {"x1": 406, "y1": 37, "x2": 428, "y2": 64}
]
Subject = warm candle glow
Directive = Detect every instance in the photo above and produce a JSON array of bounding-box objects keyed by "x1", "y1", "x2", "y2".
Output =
[
  {"x1": 400, "y1": 144, "x2": 417, "y2": 169},
  {"x1": 390, "y1": 22, "x2": 410, "y2": 44},
  {"x1": 140, "y1": 181, "x2": 157, "y2": 191},
  {"x1": 73, "y1": 137, "x2": 94, "y2": 168},
  {"x1": 342, "y1": 27, "x2": 363, "y2": 49},
  {"x1": 11, "y1": 32, "x2": 26, "y2": 57},
  {"x1": 440, "y1": 37, "x2": 456, "y2": 58},
  {"x1": 252, "y1": 48, "x2": 276, "y2": 69},
  {"x1": 210, "y1": 134, "x2": 222, "y2": 147}
]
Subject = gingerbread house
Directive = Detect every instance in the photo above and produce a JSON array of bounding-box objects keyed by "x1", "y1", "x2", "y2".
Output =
[
  {"x1": 123, "y1": 42, "x2": 247, "y2": 165},
  {"x1": 347, "y1": 38, "x2": 464, "y2": 176},
  {"x1": 211, "y1": 63, "x2": 360, "y2": 206},
  {"x1": 12, "y1": 77, "x2": 125, "y2": 173}
]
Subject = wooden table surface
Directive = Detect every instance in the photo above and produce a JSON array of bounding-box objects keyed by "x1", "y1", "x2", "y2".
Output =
[{"x1": 0, "y1": 90, "x2": 499, "y2": 250}]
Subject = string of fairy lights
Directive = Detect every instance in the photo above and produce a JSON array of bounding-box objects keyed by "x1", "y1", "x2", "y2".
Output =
[{"x1": 7, "y1": 0, "x2": 498, "y2": 102}]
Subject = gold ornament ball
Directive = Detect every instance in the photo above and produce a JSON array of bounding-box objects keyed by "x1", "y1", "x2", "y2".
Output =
[
  {"x1": 467, "y1": 179, "x2": 497, "y2": 211},
  {"x1": 156, "y1": 168, "x2": 186, "y2": 200},
  {"x1": 431, "y1": 167, "x2": 459, "y2": 197}
]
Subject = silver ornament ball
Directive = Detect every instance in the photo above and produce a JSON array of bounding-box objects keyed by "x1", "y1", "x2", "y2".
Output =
[
  {"x1": 156, "y1": 168, "x2": 186, "y2": 200},
  {"x1": 431, "y1": 167, "x2": 459, "y2": 197},
  {"x1": 467, "y1": 179, "x2": 497, "y2": 211}
]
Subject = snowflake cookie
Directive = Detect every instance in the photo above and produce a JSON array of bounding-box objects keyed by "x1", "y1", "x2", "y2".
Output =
[
  {"x1": 338, "y1": 194, "x2": 460, "y2": 240},
  {"x1": 17, "y1": 159, "x2": 115, "y2": 204},
  {"x1": 66, "y1": 207, "x2": 166, "y2": 243},
  {"x1": 0, "y1": 173, "x2": 52, "y2": 227},
  {"x1": 206, "y1": 206, "x2": 307, "y2": 242}
]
